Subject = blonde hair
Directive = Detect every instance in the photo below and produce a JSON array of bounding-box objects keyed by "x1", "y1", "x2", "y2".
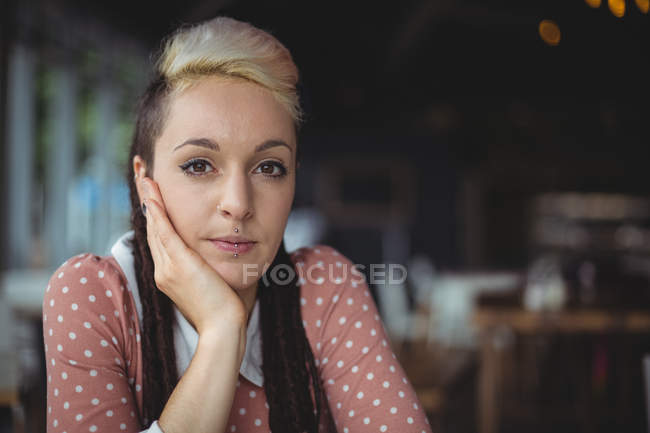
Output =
[
  {"x1": 128, "y1": 19, "x2": 322, "y2": 430},
  {"x1": 156, "y1": 16, "x2": 302, "y2": 122}
]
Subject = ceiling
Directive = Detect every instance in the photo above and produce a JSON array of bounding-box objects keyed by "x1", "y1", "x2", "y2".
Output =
[{"x1": 11, "y1": 0, "x2": 650, "y2": 126}]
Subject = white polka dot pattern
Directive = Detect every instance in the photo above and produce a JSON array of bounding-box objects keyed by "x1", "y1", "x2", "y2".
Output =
[
  {"x1": 43, "y1": 247, "x2": 431, "y2": 432},
  {"x1": 43, "y1": 254, "x2": 143, "y2": 433},
  {"x1": 293, "y1": 245, "x2": 432, "y2": 433}
]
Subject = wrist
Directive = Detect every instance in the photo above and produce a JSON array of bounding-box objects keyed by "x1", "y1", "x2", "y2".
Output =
[
  {"x1": 199, "y1": 318, "x2": 245, "y2": 339},
  {"x1": 198, "y1": 321, "x2": 248, "y2": 365},
  {"x1": 197, "y1": 304, "x2": 247, "y2": 332}
]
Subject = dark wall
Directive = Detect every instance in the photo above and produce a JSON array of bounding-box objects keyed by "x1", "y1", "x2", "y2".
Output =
[{"x1": 296, "y1": 130, "x2": 459, "y2": 268}]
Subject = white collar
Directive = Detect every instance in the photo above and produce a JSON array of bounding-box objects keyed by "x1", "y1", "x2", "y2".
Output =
[{"x1": 110, "y1": 231, "x2": 264, "y2": 387}]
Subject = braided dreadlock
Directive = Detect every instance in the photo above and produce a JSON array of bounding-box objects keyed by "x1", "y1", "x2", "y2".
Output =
[{"x1": 125, "y1": 17, "x2": 327, "y2": 432}]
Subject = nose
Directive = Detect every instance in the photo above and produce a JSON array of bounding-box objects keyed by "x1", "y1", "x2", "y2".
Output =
[{"x1": 217, "y1": 170, "x2": 254, "y2": 221}]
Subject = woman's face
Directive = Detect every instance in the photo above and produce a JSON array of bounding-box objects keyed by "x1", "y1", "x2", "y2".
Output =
[{"x1": 141, "y1": 77, "x2": 296, "y2": 292}]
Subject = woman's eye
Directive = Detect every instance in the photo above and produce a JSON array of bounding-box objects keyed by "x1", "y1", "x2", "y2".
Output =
[
  {"x1": 256, "y1": 161, "x2": 287, "y2": 178},
  {"x1": 179, "y1": 159, "x2": 214, "y2": 176}
]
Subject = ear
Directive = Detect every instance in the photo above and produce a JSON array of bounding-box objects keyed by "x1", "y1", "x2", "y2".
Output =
[{"x1": 133, "y1": 155, "x2": 148, "y2": 203}]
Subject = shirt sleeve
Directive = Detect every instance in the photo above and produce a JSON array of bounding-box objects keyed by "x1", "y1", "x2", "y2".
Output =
[
  {"x1": 43, "y1": 254, "x2": 146, "y2": 433},
  {"x1": 297, "y1": 246, "x2": 433, "y2": 433}
]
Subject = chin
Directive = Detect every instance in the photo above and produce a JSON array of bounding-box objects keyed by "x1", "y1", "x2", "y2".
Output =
[{"x1": 208, "y1": 259, "x2": 263, "y2": 291}]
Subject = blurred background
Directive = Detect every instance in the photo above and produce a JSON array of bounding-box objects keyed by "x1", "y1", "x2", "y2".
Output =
[{"x1": 1, "y1": 0, "x2": 650, "y2": 432}]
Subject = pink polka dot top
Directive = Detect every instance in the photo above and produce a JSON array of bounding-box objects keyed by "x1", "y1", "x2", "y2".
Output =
[{"x1": 43, "y1": 238, "x2": 432, "y2": 433}]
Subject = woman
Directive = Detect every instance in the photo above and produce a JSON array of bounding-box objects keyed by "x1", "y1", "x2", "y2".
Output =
[{"x1": 43, "y1": 16, "x2": 432, "y2": 433}]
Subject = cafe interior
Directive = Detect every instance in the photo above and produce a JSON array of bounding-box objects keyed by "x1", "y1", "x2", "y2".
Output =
[{"x1": 1, "y1": 0, "x2": 650, "y2": 432}]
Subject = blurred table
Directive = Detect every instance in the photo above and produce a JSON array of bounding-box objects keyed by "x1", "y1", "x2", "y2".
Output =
[
  {"x1": 474, "y1": 306, "x2": 650, "y2": 433},
  {"x1": 1, "y1": 269, "x2": 51, "y2": 318}
]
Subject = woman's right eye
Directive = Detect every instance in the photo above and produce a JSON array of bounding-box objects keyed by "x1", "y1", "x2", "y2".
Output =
[{"x1": 178, "y1": 158, "x2": 215, "y2": 177}]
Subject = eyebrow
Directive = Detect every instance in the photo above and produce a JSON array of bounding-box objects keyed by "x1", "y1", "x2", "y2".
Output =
[
  {"x1": 173, "y1": 138, "x2": 218, "y2": 152},
  {"x1": 173, "y1": 138, "x2": 293, "y2": 154}
]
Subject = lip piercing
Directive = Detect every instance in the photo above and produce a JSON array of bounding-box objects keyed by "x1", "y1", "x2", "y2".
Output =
[{"x1": 233, "y1": 227, "x2": 240, "y2": 257}]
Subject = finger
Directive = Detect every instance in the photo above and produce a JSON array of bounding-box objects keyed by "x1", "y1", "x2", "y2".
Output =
[
  {"x1": 140, "y1": 180, "x2": 192, "y2": 264},
  {"x1": 143, "y1": 199, "x2": 167, "y2": 261},
  {"x1": 140, "y1": 178, "x2": 210, "y2": 284},
  {"x1": 140, "y1": 179, "x2": 172, "y2": 267},
  {"x1": 141, "y1": 177, "x2": 168, "y2": 214},
  {"x1": 143, "y1": 198, "x2": 184, "y2": 257}
]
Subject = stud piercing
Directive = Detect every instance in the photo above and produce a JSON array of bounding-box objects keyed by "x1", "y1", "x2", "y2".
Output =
[{"x1": 233, "y1": 227, "x2": 240, "y2": 257}]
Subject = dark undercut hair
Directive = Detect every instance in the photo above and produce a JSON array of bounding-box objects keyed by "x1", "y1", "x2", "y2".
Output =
[{"x1": 125, "y1": 16, "x2": 327, "y2": 433}]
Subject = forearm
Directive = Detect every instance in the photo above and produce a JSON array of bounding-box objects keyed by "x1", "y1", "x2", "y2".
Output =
[{"x1": 158, "y1": 323, "x2": 246, "y2": 433}]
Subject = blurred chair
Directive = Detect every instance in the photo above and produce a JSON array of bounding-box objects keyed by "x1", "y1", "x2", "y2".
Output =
[
  {"x1": 428, "y1": 272, "x2": 521, "y2": 348},
  {"x1": 643, "y1": 354, "x2": 650, "y2": 433},
  {"x1": 283, "y1": 207, "x2": 327, "y2": 252},
  {"x1": 0, "y1": 285, "x2": 24, "y2": 433},
  {"x1": 375, "y1": 280, "x2": 446, "y2": 429},
  {"x1": 1, "y1": 270, "x2": 50, "y2": 433},
  {"x1": 374, "y1": 255, "x2": 479, "y2": 430}
]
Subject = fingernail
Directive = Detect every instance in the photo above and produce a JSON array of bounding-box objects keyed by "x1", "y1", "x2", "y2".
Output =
[{"x1": 141, "y1": 201, "x2": 147, "y2": 215}]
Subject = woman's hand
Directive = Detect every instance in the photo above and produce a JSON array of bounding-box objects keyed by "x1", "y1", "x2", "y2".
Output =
[{"x1": 139, "y1": 177, "x2": 248, "y2": 337}]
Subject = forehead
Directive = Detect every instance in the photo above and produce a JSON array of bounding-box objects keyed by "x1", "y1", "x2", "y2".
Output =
[{"x1": 157, "y1": 77, "x2": 296, "y2": 154}]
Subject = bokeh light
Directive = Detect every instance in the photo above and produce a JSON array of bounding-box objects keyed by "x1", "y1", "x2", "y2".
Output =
[
  {"x1": 539, "y1": 20, "x2": 561, "y2": 46},
  {"x1": 585, "y1": 0, "x2": 602, "y2": 8},
  {"x1": 636, "y1": 0, "x2": 650, "y2": 13},
  {"x1": 608, "y1": 0, "x2": 626, "y2": 17}
]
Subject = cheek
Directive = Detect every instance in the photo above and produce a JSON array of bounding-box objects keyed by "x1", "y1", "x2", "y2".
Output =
[
  {"x1": 157, "y1": 181, "x2": 209, "y2": 245},
  {"x1": 256, "y1": 183, "x2": 294, "y2": 231}
]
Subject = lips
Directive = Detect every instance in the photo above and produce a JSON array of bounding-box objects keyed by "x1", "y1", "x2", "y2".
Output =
[
  {"x1": 212, "y1": 235, "x2": 254, "y2": 243},
  {"x1": 210, "y1": 237, "x2": 257, "y2": 254}
]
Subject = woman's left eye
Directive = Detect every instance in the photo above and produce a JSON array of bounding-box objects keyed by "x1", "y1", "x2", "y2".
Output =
[
  {"x1": 179, "y1": 159, "x2": 214, "y2": 176},
  {"x1": 255, "y1": 161, "x2": 287, "y2": 178}
]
